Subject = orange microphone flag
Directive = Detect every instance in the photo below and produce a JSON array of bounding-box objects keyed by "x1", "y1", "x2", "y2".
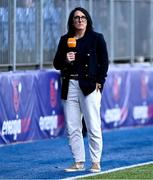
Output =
[{"x1": 67, "y1": 38, "x2": 76, "y2": 48}]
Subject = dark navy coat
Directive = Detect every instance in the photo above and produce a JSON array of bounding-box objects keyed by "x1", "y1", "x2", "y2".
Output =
[{"x1": 53, "y1": 30, "x2": 109, "y2": 100}]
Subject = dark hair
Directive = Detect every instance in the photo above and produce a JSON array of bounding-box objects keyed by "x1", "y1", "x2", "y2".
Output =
[{"x1": 67, "y1": 7, "x2": 93, "y2": 35}]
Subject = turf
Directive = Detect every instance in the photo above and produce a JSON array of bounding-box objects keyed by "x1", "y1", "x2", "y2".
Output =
[{"x1": 81, "y1": 163, "x2": 153, "y2": 179}]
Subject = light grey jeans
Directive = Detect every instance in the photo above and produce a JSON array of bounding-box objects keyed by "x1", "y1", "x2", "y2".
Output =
[{"x1": 63, "y1": 80, "x2": 103, "y2": 163}]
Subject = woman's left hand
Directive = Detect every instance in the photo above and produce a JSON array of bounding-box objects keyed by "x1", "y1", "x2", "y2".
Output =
[{"x1": 96, "y1": 83, "x2": 101, "y2": 92}]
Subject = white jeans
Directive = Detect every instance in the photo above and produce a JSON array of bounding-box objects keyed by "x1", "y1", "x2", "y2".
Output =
[{"x1": 63, "y1": 80, "x2": 103, "y2": 163}]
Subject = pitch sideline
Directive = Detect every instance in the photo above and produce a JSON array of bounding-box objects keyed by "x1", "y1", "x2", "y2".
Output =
[{"x1": 63, "y1": 161, "x2": 153, "y2": 180}]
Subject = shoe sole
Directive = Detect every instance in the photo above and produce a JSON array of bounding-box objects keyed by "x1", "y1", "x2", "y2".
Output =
[
  {"x1": 89, "y1": 169, "x2": 101, "y2": 173},
  {"x1": 64, "y1": 168, "x2": 85, "y2": 172}
]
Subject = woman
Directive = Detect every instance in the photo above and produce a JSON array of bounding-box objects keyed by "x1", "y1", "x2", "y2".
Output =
[{"x1": 53, "y1": 7, "x2": 109, "y2": 172}]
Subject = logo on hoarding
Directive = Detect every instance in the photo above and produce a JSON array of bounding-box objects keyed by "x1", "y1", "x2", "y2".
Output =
[
  {"x1": 113, "y1": 75, "x2": 121, "y2": 102},
  {"x1": 39, "y1": 113, "x2": 58, "y2": 136},
  {"x1": 132, "y1": 73, "x2": 150, "y2": 123},
  {"x1": 141, "y1": 73, "x2": 148, "y2": 101},
  {"x1": 104, "y1": 74, "x2": 128, "y2": 127},
  {"x1": 2, "y1": 118, "x2": 31, "y2": 140},
  {"x1": 50, "y1": 79, "x2": 58, "y2": 108},
  {"x1": 104, "y1": 107, "x2": 128, "y2": 127},
  {"x1": 4, "y1": 80, "x2": 31, "y2": 140},
  {"x1": 12, "y1": 80, "x2": 22, "y2": 114}
]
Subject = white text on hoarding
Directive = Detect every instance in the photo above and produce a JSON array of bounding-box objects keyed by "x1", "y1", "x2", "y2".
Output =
[
  {"x1": 2, "y1": 119, "x2": 21, "y2": 140},
  {"x1": 133, "y1": 105, "x2": 148, "y2": 119},
  {"x1": 104, "y1": 108, "x2": 121, "y2": 123},
  {"x1": 39, "y1": 115, "x2": 58, "y2": 135}
]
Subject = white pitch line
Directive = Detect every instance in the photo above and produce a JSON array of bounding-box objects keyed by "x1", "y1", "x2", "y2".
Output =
[{"x1": 62, "y1": 161, "x2": 153, "y2": 180}]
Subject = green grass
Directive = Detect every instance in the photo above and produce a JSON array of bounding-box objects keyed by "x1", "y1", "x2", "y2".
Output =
[{"x1": 80, "y1": 164, "x2": 153, "y2": 179}]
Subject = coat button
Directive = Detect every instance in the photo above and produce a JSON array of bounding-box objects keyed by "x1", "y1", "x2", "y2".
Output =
[
  {"x1": 85, "y1": 64, "x2": 88, "y2": 67},
  {"x1": 85, "y1": 74, "x2": 88, "y2": 77},
  {"x1": 87, "y1": 53, "x2": 90, "y2": 56}
]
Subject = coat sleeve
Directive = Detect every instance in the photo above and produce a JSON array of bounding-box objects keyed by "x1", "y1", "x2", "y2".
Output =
[
  {"x1": 96, "y1": 33, "x2": 109, "y2": 86},
  {"x1": 53, "y1": 37, "x2": 66, "y2": 70},
  {"x1": 53, "y1": 36, "x2": 70, "y2": 70}
]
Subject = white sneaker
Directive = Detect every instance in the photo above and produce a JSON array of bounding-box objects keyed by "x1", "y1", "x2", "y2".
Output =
[
  {"x1": 64, "y1": 162, "x2": 85, "y2": 172},
  {"x1": 90, "y1": 163, "x2": 101, "y2": 173}
]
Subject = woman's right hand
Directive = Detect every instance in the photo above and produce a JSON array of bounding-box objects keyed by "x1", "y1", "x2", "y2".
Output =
[{"x1": 66, "y1": 52, "x2": 76, "y2": 62}]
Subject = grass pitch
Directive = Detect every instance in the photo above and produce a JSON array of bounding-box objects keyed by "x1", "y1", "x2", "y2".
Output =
[{"x1": 80, "y1": 163, "x2": 153, "y2": 179}]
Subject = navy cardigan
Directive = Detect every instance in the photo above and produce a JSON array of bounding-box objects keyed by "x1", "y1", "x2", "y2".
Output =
[{"x1": 53, "y1": 30, "x2": 109, "y2": 100}]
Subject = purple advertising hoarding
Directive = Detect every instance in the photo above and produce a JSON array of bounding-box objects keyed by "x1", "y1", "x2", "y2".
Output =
[
  {"x1": 0, "y1": 70, "x2": 64, "y2": 145},
  {"x1": 0, "y1": 67, "x2": 153, "y2": 145},
  {"x1": 101, "y1": 66, "x2": 153, "y2": 129}
]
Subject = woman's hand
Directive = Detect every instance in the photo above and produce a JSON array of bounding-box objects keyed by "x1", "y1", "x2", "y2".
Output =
[
  {"x1": 66, "y1": 52, "x2": 76, "y2": 62},
  {"x1": 96, "y1": 83, "x2": 102, "y2": 92}
]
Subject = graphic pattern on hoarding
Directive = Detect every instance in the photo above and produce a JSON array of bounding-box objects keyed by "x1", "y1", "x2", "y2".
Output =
[
  {"x1": 0, "y1": 67, "x2": 153, "y2": 145},
  {"x1": 101, "y1": 67, "x2": 153, "y2": 129},
  {"x1": 0, "y1": 70, "x2": 64, "y2": 145}
]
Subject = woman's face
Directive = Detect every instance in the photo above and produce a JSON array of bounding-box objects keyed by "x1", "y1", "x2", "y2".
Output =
[{"x1": 73, "y1": 10, "x2": 87, "y2": 31}]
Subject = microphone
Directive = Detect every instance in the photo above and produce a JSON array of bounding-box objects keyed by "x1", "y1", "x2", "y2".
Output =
[
  {"x1": 67, "y1": 37, "x2": 76, "y2": 48},
  {"x1": 67, "y1": 38, "x2": 76, "y2": 63}
]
